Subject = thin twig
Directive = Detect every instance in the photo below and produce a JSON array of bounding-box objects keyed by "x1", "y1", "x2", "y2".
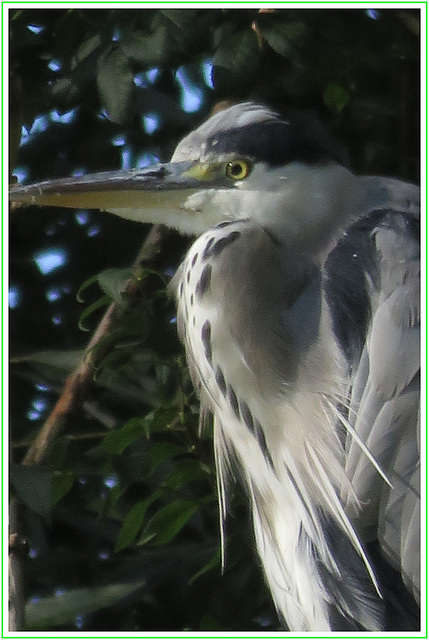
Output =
[{"x1": 9, "y1": 500, "x2": 26, "y2": 630}]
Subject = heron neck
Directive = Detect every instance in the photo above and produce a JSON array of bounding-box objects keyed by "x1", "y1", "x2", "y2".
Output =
[{"x1": 265, "y1": 165, "x2": 396, "y2": 258}]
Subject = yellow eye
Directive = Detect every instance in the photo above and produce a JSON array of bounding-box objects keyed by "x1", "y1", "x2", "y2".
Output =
[{"x1": 225, "y1": 159, "x2": 251, "y2": 181}]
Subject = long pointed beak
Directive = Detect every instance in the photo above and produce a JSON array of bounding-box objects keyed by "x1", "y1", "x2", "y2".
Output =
[{"x1": 9, "y1": 162, "x2": 206, "y2": 235}]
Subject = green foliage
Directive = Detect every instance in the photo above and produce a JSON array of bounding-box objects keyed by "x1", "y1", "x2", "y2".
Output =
[
  {"x1": 139, "y1": 499, "x2": 200, "y2": 546},
  {"x1": 25, "y1": 580, "x2": 146, "y2": 630},
  {"x1": 97, "y1": 268, "x2": 136, "y2": 305},
  {"x1": 10, "y1": 464, "x2": 53, "y2": 524},
  {"x1": 212, "y1": 24, "x2": 260, "y2": 97},
  {"x1": 255, "y1": 15, "x2": 308, "y2": 58},
  {"x1": 97, "y1": 46, "x2": 134, "y2": 124},
  {"x1": 10, "y1": 350, "x2": 84, "y2": 381},
  {"x1": 10, "y1": 8, "x2": 419, "y2": 180},
  {"x1": 323, "y1": 81, "x2": 351, "y2": 113},
  {"x1": 52, "y1": 473, "x2": 75, "y2": 505}
]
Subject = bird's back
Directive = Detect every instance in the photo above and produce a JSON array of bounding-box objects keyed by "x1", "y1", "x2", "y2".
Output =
[{"x1": 325, "y1": 188, "x2": 420, "y2": 617}]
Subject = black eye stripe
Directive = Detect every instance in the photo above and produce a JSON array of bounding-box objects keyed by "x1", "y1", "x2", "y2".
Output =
[{"x1": 205, "y1": 119, "x2": 343, "y2": 167}]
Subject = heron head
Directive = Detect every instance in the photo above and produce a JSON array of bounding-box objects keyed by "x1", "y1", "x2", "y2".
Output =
[{"x1": 10, "y1": 102, "x2": 358, "y2": 242}]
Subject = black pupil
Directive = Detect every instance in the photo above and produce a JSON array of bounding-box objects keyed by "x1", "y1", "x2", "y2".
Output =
[{"x1": 230, "y1": 163, "x2": 243, "y2": 176}]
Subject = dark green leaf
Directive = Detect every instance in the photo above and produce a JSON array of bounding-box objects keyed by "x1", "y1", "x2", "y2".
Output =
[
  {"x1": 147, "y1": 441, "x2": 184, "y2": 470},
  {"x1": 115, "y1": 500, "x2": 149, "y2": 552},
  {"x1": 102, "y1": 406, "x2": 179, "y2": 455},
  {"x1": 72, "y1": 34, "x2": 102, "y2": 70},
  {"x1": 52, "y1": 473, "x2": 74, "y2": 505},
  {"x1": 97, "y1": 268, "x2": 134, "y2": 306},
  {"x1": 51, "y1": 77, "x2": 81, "y2": 104},
  {"x1": 160, "y1": 9, "x2": 199, "y2": 30},
  {"x1": 78, "y1": 295, "x2": 111, "y2": 331},
  {"x1": 76, "y1": 274, "x2": 101, "y2": 303},
  {"x1": 323, "y1": 81, "x2": 350, "y2": 112},
  {"x1": 162, "y1": 459, "x2": 207, "y2": 491},
  {"x1": 10, "y1": 464, "x2": 52, "y2": 524},
  {"x1": 212, "y1": 27, "x2": 259, "y2": 97},
  {"x1": 102, "y1": 417, "x2": 149, "y2": 455},
  {"x1": 97, "y1": 46, "x2": 134, "y2": 124},
  {"x1": 141, "y1": 406, "x2": 181, "y2": 437},
  {"x1": 10, "y1": 349, "x2": 83, "y2": 381},
  {"x1": 189, "y1": 549, "x2": 221, "y2": 585},
  {"x1": 121, "y1": 28, "x2": 168, "y2": 67},
  {"x1": 256, "y1": 17, "x2": 307, "y2": 57},
  {"x1": 199, "y1": 613, "x2": 225, "y2": 631},
  {"x1": 25, "y1": 580, "x2": 145, "y2": 629},
  {"x1": 139, "y1": 499, "x2": 199, "y2": 546}
]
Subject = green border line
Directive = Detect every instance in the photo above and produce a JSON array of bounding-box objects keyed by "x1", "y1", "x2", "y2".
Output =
[{"x1": 2, "y1": 0, "x2": 3, "y2": 633}]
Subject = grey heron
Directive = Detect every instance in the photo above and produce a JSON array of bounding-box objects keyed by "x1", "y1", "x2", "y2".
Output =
[{"x1": 9, "y1": 102, "x2": 420, "y2": 631}]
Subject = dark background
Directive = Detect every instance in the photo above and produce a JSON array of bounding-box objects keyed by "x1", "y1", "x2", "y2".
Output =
[{"x1": 9, "y1": 7, "x2": 420, "y2": 632}]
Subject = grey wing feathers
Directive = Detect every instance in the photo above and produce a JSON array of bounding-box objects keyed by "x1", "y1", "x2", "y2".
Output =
[{"x1": 325, "y1": 178, "x2": 420, "y2": 605}]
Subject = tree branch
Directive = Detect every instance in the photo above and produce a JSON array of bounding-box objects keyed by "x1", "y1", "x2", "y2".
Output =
[{"x1": 22, "y1": 224, "x2": 166, "y2": 466}]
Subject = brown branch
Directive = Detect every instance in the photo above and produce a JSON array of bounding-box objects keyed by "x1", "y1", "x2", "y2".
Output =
[
  {"x1": 22, "y1": 224, "x2": 165, "y2": 466},
  {"x1": 252, "y1": 8, "x2": 276, "y2": 50},
  {"x1": 9, "y1": 500, "x2": 26, "y2": 630}
]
